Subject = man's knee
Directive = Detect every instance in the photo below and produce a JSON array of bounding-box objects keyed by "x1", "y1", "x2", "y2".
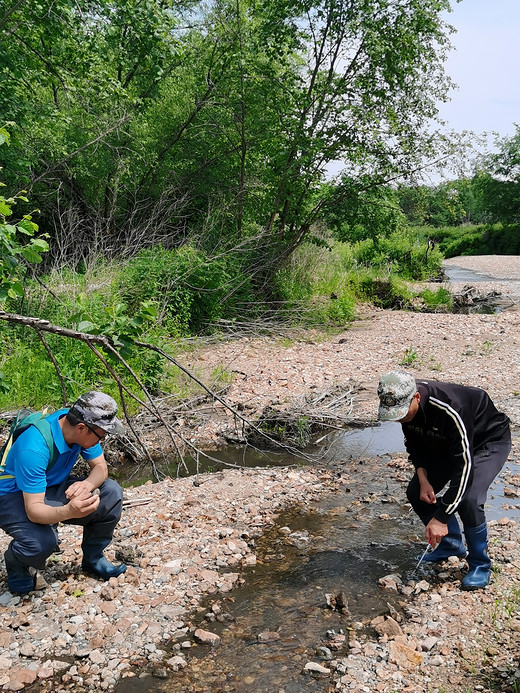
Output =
[
  {"x1": 99, "y1": 479, "x2": 124, "y2": 518},
  {"x1": 100, "y1": 478, "x2": 123, "y2": 501},
  {"x1": 12, "y1": 530, "x2": 58, "y2": 566}
]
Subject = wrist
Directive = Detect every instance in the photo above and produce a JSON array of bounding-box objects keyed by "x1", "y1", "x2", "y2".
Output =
[{"x1": 56, "y1": 504, "x2": 71, "y2": 522}]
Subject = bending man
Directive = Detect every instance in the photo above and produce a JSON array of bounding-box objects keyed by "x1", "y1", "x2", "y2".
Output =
[
  {"x1": 1, "y1": 392, "x2": 127, "y2": 595},
  {"x1": 378, "y1": 371, "x2": 511, "y2": 590}
]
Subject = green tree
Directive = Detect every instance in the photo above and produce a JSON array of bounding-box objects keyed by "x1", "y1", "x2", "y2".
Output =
[
  {"x1": 473, "y1": 126, "x2": 520, "y2": 224},
  {"x1": 0, "y1": 0, "x2": 189, "y2": 263},
  {"x1": 424, "y1": 182, "x2": 466, "y2": 227},
  {"x1": 397, "y1": 179, "x2": 488, "y2": 227},
  {"x1": 176, "y1": 0, "x2": 457, "y2": 282},
  {"x1": 320, "y1": 182, "x2": 407, "y2": 243},
  {"x1": 1, "y1": 0, "x2": 457, "y2": 286},
  {"x1": 396, "y1": 185, "x2": 430, "y2": 227}
]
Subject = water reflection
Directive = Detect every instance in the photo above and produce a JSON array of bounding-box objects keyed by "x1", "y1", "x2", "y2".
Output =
[{"x1": 324, "y1": 421, "x2": 405, "y2": 460}]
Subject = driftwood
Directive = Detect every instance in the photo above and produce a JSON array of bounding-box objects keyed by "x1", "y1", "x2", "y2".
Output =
[
  {"x1": 452, "y1": 284, "x2": 502, "y2": 309},
  {"x1": 281, "y1": 384, "x2": 355, "y2": 427},
  {"x1": 0, "y1": 310, "x2": 320, "y2": 478}
]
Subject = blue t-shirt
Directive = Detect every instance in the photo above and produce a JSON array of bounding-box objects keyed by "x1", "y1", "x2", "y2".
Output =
[{"x1": 0, "y1": 409, "x2": 102, "y2": 495}]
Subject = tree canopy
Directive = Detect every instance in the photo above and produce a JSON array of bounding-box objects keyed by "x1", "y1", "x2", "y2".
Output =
[
  {"x1": 472, "y1": 126, "x2": 520, "y2": 225},
  {"x1": 1, "y1": 0, "x2": 456, "y2": 279}
]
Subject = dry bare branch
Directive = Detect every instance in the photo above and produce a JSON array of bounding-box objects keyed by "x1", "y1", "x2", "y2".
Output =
[{"x1": 0, "y1": 310, "x2": 318, "y2": 476}]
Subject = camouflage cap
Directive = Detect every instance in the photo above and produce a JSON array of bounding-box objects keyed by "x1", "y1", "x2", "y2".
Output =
[
  {"x1": 69, "y1": 391, "x2": 125, "y2": 435},
  {"x1": 377, "y1": 371, "x2": 417, "y2": 421}
]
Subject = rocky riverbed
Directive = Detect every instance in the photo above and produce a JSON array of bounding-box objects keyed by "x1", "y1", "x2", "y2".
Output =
[{"x1": 1, "y1": 254, "x2": 520, "y2": 692}]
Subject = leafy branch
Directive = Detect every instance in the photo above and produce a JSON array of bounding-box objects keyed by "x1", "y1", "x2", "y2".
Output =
[{"x1": 0, "y1": 123, "x2": 49, "y2": 301}]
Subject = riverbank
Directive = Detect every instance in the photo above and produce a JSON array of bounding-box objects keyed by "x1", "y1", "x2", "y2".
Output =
[{"x1": 1, "y1": 255, "x2": 520, "y2": 692}]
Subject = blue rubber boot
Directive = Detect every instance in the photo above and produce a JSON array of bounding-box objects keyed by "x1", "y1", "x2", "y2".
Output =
[
  {"x1": 421, "y1": 514, "x2": 466, "y2": 563},
  {"x1": 4, "y1": 546, "x2": 36, "y2": 595},
  {"x1": 461, "y1": 523, "x2": 491, "y2": 591},
  {"x1": 82, "y1": 553, "x2": 126, "y2": 580},
  {"x1": 81, "y1": 537, "x2": 126, "y2": 580}
]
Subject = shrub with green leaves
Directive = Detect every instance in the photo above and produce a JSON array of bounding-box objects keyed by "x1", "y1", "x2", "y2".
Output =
[
  {"x1": 351, "y1": 230, "x2": 443, "y2": 280},
  {"x1": 118, "y1": 245, "x2": 250, "y2": 335},
  {"x1": 0, "y1": 124, "x2": 50, "y2": 302},
  {"x1": 419, "y1": 287, "x2": 452, "y2": 312},
  {"x1": 275, "y1": 239, "x2": 357, "y2": 325}
]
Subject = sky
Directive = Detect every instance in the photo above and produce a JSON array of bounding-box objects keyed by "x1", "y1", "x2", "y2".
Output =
[{"x1": 439, "y1": 0, "x2": 520, "y2": 139}]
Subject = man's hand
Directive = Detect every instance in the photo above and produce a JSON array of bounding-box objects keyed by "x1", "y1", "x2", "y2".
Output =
[
  {"x1": 24, "y1": 488, "x2": 100, "y2": 524},
  {"x1": 62, "y1": 482, "x2": 100, "y2": 519},
  {"x1": 417, "y1": 467, "x2": 436, "y2": 504},
  {"x1": 64, "y1": 491, "x2": 100, "y2": 519},
  {"x1": 65, "y1": 480, "x2": 95, "y2": 500},
  {"x1": 425, "y1": 518, "x2": 448, "y2": 547},
  {"x1": 419, "y1": 481, "x2": 436, "y2": 504}
]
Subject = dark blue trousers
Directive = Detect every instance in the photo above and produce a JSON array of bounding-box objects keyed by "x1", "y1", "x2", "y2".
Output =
[{"x1": 0, "y1": 477, "x2": 123, "y2": 569}]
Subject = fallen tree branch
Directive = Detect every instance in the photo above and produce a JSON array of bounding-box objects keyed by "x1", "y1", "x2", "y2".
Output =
[{"x1": 0, "y1": 310, "x2": 317, "y2": 472}]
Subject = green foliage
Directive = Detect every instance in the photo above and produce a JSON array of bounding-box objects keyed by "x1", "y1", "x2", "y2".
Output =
[
  {"x1": 396, "y1": 181, "x2": 471, "y2": 227},
  {"x1": 0, "y1": 329, "x2": 97, "y2": 409},
  {"x1": 420, "y1": 223, "x2": 520, "y2": 257},
  {"x1": 349, "y1": 229, "x2": 443, "y2": 281},
  {"x1": 0, "y1": 245, "x2": 251, "y2": 407},
  {"x1": 118, "y1": 246, "x2": 250, "y2": 335},
  {"x1": 400, "y1": 347, "x2": 420, "y2": 367},
  {"x1": 350, "y1": 272, "x2": 413, "y2": 309},
  {"x1": 322, "y1": 183, "x2": 407, "y2": 244},
  {"x1": 418, "y1": 287, "x2": 452, "y2": 312},
  {"x1": 72, "y1": 296, "x2": 158, "y2": 358},
  {"x1": 0, "y1": 124, "x2": 49, "y2": 301},
  {"x1": 275, "y1": 239, "x2": 357, "y2": 325},
  {"x1": 0, "y1": 0, "x2": 456, "y2": 277},
  {"x1": 474, "y1": 126, "x2": 520, "y2": 224}
]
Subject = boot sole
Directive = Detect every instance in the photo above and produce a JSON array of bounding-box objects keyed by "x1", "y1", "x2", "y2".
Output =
[{"x1": 461, "y1": 582, "x2": 489, "y2": 591}]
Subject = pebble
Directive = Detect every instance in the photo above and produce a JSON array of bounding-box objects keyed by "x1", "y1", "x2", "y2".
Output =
[{"x1": 1, "y1": 255, "x2": 520, "y2": 692}]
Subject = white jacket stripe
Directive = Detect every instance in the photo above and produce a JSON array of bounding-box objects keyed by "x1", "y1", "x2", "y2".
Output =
[{"x1": 430, "y1": 396, "x2": 472, "y2": 513}]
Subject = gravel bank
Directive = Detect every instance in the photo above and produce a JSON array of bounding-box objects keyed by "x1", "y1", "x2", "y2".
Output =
[{"x1": 1, "y1": 255, "x2": 520, "y2": 692}]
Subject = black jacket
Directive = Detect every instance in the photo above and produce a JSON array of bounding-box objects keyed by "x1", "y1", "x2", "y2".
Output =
[{"x1": 402, "y1": 379, "x2": 510, "y2": 522}]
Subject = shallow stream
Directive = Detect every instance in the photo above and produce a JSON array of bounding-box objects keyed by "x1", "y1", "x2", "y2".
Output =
[
  {"x1": 442, "y1": 263, "x2": 520, "y2": 313},
  {"x1": 114, "y1": 263, "x2": 520, "y2": 691},
  {"x1": 115, "y1": 423, "x2": 520, "y2": 693}
]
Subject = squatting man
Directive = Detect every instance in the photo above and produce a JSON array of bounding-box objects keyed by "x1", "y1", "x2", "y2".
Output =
[
  {"x1": 378, "y1": 371, "x2": 511, "y2": 590},
  {"x1": 0, "y1": 392, "x2": 127, "y2": 595}
]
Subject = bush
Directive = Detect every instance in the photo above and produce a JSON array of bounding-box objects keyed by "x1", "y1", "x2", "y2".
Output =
[
  {"x1": 351, "y1": 230, "x2": 443, "y2": 280},
  {"x1": 118, "y1": 245, "x2": 251, "y2": 335},
  {"x1": 414, "y1": 223, "x2": 520, "y2": 258},
  {"x1": 418, "y1": 287, "x2": 452, "y2": 312},
  {"x1": 348, "y1": 271, "x2": 413, "y2": 309},
  {"x1": 275, "y1": 239, "x2": 357, "y2": 325}
]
